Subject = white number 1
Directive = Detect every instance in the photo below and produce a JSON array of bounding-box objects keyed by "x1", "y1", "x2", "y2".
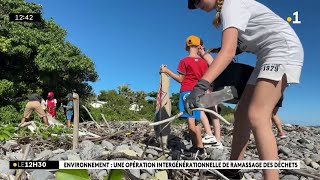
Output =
[{"x1": 293, "y1": 11, "x2": 301, "y2": 24}]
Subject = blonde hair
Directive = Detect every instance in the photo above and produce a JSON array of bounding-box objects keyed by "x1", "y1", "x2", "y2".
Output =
[{"x1": 213, "y1": 0, "x2": 224, "y2": 28}]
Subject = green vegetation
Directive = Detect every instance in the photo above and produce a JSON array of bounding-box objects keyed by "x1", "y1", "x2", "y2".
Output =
[
  {"x1": 87, "y1": 84, "x2": 235, "y2": 123},
  {"x1": 0, "y1": 0, "x2": 98, "y2": 124},
  {"x1": 0, "y1": 0, "x2": 235, "y2": 125}
]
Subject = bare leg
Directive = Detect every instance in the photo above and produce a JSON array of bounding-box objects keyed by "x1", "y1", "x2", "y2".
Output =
[
  {"x1": 200, "y1": 111, "x2": 213, "y2": 136},
  {"x1": 20, "y1": 117, "x2": 27, "y2": 124},
  {"x1": 19, "y1": 117, "x2": 28, "y2": 127},
  {"x1": 67, "y1": 120, "x2": 71, "y2": 127},
  {"x1": 212, "y1": 119, "x2": 221, "y2": 142},
  {"x1": 211, "y1": 106, "x2": 221, "y2": 142},
  {"x1": 247, "y1": 76, "x2": 287, "y2": 180},
  {"x1": 188, "y1": 118, "x2": 204, "y2": 148},
  {"x1": 42, "y1": 116, "x2": 49, "y2": 125},
  {"x1": 230, "y1": 85, "x2": 255, "y2": 160},
  {"x1": 188, "y1": 118, "x2": 197, "y2": 147},
  {"x1": 195, "y1": 123, "x2": 204, "y2": 148},
  {"x1": 272, "y1": 114, "x2": 285, "y2": 136}
]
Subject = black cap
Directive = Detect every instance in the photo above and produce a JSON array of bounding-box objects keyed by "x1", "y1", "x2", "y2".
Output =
[{"x1": 188, "y1": 0, "x2": 197, "y2": 9}]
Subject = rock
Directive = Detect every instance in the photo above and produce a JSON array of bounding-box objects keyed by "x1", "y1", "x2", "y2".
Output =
[
  {"x1": 145, "y1": 169, "x2": 155, "y2": 175},
  {"x1": 0, "y1": 173, "x2": 15, "y2": 180},
  {"x1": 3, "y1": 140, "x2": 18, "y2": 151},
  {"x1": 305, "y1": 144, "x2": 314, "y2": 151},
  {"x1": 293, "y1": 151, "x2": 304, "y2": 158},
  {"x1": 209, "y1": 149, "x2": 226, "y2": 160},
  {"x1": 288, "y1": 153, "x2": 300, "y2": 158},
  {"x1": 65, "y1": 149, "x2": 79, "y2": 154},
  {"x1": 101, "y1": 140, "x2": 114, "y2": 151},
  {"x1": 49, "y1": 153, "x2": 68, "y2": 161},
  {"x1": 304, "y1": 153, "x2": 310, "y2": 158},
  {"x1": 315, "y1": 144, "x2": 320, "y2": 154},
  {"x1": 67, "y1": 154, "x2": 81, "y2": 160},
  {"x1": 130, "y1": 144, "x2": 143, "y2": 155},
  {"x1": 99, "y1": 150, "x2": 110, "y2": 157},
  {"x1": 115, "y1": 144, "x2": 130, "y2": 152},
  {"x1": 30, "y1": 170, "x2": 54, "y2": 180},
  {"x1": 0, "y1": 160, "x2": 15, "y2": 175},
  {"x1": 8, "y1": 153, "x2": 23, "y2": 161},
  {"x1": 117, "y1": 149, "x2": 139, "y2": 157},
  {"x1": 192, "y1": 177, "x2": 199, "y2": 180},
  {"x1": 279, "y1": 146, "x2": 291, "y2": 156},
  {"x1": 129, "y1": 169, "x2": 140, "y2": 179},
  {"x1": 140, "y1": 173, "x2": 151, "y2": 180},
  {"x1": 97, "y1": 170, "x2": 107, "y2": 179},
  {"x1": 155, "y1": 171, "x2": 168, "y2": 180},
  {"x1": 34, "y1": 150, "x2": 54, "y2": 161},
  {"x1": 310, "y1": 161, "x2": 320, "y2": 169},
  {"x1": 147, "y1": 154, "x2": 153, "y2": 159},
  {"x1": 243, "y1": 173, "x2": 252, "y2": 180},
  {"x1": 146, "y1": 149, "x2": 158, "y2": 156},
  {"x1": 300, "y1": 176, "x2": 307, "y2": 180},
  {"x1": 79, "y1": 140, "x2": 104, "y2": 160},
  {"x1": 52, "y1": 149, "x2": 65, "y2": 154},
  {"x1": 253, "y1": 173, "x2": 262, "y2": 180},
  {"x1": 300, "y1": 162, "x2": 308, "y2": 169},
  {"x1": 281, "y1": 175, "x2": 299, "y2": 180},
  {"x1": 297, "y1": 138, "x2": 310, "y2": 144},
  {"x1": 310, "y1": 154, "x2": 320, "y2": 163},
  {"x1": 289, "y1": 141, "x2": 297, "y2": 146}
]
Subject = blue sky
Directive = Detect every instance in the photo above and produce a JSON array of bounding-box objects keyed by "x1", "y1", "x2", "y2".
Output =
[{"x1": 28, "y1": 0, "x2": 319, "y2": 126}]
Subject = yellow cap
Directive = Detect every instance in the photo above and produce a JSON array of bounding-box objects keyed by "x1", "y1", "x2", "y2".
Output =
[{"x1": 186, "y1": 35, "x2": 202, "y2": 47}]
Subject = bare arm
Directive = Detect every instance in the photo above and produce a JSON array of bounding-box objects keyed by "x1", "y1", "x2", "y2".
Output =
[
  {"x1": 202, "y1": 28, "x2": 238, "y2": 83},
  {"x1": 201, "y1": 52, "x2": 215, "y2": 65},
  {"x1": 160, "y1": 65, "x2": 184, "y2": 83},
  {"x1": 198, "y1": 46, "x2": 215, "y2": 65}
]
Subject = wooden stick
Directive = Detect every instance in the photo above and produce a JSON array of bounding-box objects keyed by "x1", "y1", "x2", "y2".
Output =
[
  {"x1": 81, "y1": 105, "x2": 102, "y2": 130},
  {"x1": 81, "y1": 130, "x2": 126, "y2": 142},
  {"x1": 101, "y1": 114, "x2": 111, "y2": 130},
  {"x1": 15, "y1": 144, "x2": 31, "y2": 180},
  {"x1": 0, "y1": 173, "x2": 14, "y2": 180},
  {"x1": 139, "y1": 143, "x2": 170, "y2": 153},
  {"x1": 72, "y1": 92, "x2": 80, "y2": 150}
]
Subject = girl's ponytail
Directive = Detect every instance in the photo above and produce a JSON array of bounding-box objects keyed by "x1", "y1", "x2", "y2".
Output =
[{"x1": 213, "y1": 0, "x2": 224, "y2": 28}]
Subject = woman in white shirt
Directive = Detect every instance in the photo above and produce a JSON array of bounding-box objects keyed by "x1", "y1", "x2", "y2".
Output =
[{"x1": 184, "y1": 0, "x2": 304, "y2": 179}]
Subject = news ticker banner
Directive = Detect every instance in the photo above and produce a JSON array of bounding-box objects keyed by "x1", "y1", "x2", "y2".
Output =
[{"x1": 9, "y1": 160, "x2": 300, "y2": 170}]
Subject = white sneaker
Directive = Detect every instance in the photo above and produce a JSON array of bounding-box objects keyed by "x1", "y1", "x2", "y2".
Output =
[
  {"x1": 212, "y1": 142, "x2": 224, "y2": 149},
  {"x1": 202, "y1": 134, "x2": 217, "y2": 144}
]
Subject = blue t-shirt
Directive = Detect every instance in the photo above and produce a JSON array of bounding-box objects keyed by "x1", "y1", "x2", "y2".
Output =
[{"x1": 66, "y1": 101, "x2": 73, "y2": 116}]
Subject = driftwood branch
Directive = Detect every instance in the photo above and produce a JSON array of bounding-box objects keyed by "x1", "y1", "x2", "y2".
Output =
[
  {"x1": 109, "y1": 152, "x2": 146, "y2": 160},
  {"x1": 15, "y1": 144, "x2": 31, "y2": 180},
  {"x1": 81, "y1": 130, "x2": 126, "y2": 142},
  {"x1": 72, "y1": 93, "x2": 80, "y2": 150},
  {"x1": 101, "y1": 114, "x2": 111, "y2": 130}
]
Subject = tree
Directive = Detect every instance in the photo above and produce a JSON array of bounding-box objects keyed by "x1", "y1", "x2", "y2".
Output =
[{"x1": 0, "y1": 0, "x2": 98, "y2": 123}]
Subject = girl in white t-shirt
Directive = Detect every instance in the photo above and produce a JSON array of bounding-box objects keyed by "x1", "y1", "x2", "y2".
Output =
[{"x1": 184, "y1": 0, "x2": 304, "y2": 179}]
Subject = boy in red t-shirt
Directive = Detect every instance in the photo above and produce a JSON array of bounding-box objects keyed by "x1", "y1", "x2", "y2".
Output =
[
  {"x1": 46, "y1": 91, "x2": 57, "y2": 118},
  {"x1": 160, "y1": 35, "x2": 214, "y2": 157}
]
